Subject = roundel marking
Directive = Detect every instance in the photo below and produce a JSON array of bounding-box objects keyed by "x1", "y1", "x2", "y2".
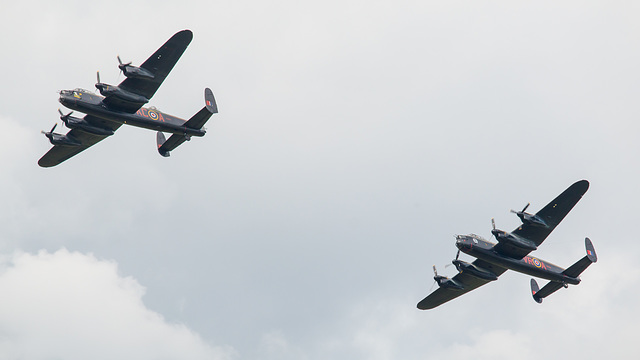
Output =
[
  {"x1": 148, "y1": 110, "x2": 159, "y2": 120},
  {"x1": 533, "y1": 258, "x2": 542, "y2": 268}
]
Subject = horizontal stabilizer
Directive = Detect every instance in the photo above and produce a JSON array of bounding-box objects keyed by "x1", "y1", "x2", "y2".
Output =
[
  {"x1": 530, "y1": 278, "x2": 563, "y2": 303},
  {"x1": 156, "y1": 131, "x2": 190, "y2": 157}
]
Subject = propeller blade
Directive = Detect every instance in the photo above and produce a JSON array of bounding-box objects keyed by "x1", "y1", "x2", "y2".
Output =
[
  {"x1": 96, "y1": 71, "x2": 101, "y2": 84},
  {"x1": 58, "y1": 109, "x2": 73, "y2": 120},
  {"x1": 117, "y1": 55, "x2": 132, "y2": 69},
  {"x1": 511, "y1": 203, "x2": 531, "y2": 214},
  {"x1": 455, "y1": 249, "x2": 460, "y2": 261},
  {"x1": 429, "y1": 280, "x2": 437, "y2": 292},
  {"x1": 491, "y1": 218, "x2": 496, "y2": 230},
  {"x1": 432, "y1": 265, "x2": 438, "y2": 277}
]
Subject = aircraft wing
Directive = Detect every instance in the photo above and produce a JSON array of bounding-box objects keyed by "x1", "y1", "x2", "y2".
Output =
[
  {"x1": 494, "y1": 180, "x2": 590, "y2": 259},
  {"x1": 38, "y1": 116, "x2": 121, "y2": 167},
  {"x1": 103, "y1": 30, "x2": 193, "y2": 113},
  {"x1": 417, "y1": 259, "x2": 507, "y2": 310}
]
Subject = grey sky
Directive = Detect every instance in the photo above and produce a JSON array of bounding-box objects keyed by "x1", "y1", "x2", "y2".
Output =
[{"x1": 0, "y1": 1, "x2": 638, "y2": 359}]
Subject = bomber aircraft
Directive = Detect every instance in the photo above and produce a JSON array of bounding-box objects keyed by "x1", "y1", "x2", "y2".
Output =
[
  {"x1": 417, "y1": 180, "x2": 597, "y2": 310},
  {"x1": 39, "y1": 29, "x2": 217, "y2": 167}
]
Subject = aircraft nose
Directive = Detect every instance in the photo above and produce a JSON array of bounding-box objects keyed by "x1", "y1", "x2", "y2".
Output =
[{"x1": 455, "y1": 236, "x2": 472, "y2": 251}]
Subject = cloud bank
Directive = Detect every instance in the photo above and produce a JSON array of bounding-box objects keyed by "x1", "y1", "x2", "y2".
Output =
[{"x1": 0, "y1": 249, "x2": 235, "y2": 360}]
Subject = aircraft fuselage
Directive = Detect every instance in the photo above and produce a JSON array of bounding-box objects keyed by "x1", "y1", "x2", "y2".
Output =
[
  {"x1": 58, "y1": 89, "x2": 205, "y2": 137},
  {"x1": 456, "y1": 235, "x2": 580, "y2": 285}
]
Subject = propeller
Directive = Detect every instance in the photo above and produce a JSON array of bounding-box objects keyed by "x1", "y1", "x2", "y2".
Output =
[
  {"x1": 429, "y1": 280, "x2": 437, "y2": 292},
  {"x1": 95, "y1": 71, "x2": 109, "y2": 94},
  {"x1": 510, "y1": 203, "x2": 530, "y2": 215},
  {"x1": 429, "y1": 265, "x2": 439, "y2": 291},
  {"x1": 117, "y1": 55, "x2": 132, "y2": 72},
  {"x1": 491, "y1": 217, "x2": 502, "y2": 239},
  {"x1": 95, "y1": 71, "x2": 101, "y2": 93},
  {"x1": 448, "y1": 250, "x2": 464, "y2": 274},
  {"x1": 41, "y1": 123, "x2": 57, "y2": 138},
  {"x1": 58, "y1": 108, "x2": 73, "y2": 120},
  {"x1": 445, "y1": 250, "x2": 461, "y2": 269}
]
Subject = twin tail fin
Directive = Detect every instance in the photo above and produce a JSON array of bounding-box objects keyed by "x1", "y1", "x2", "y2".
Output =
[
  {"x1": 530, "y1": 238, "x2": 597, "y2": 303},
  {"x1": 157, "y1": 88, "x2": 217, "y2": 157}
]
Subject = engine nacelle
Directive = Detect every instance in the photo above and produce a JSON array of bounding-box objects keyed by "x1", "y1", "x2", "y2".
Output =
[
  {"x1": 95, "y1": 83, "x2": 149, "y2": 104},
  {"x1": 119, "y1": 63, "x2": 155, "y2": 80},
  {"x1": 436, "y1": 276, "x2": 464, "y2": 291},
  {"x1": 511, "y1": 204, "x2": 549, "y2": 228},
  {"x1": 42, "y1": 123, "x2": 81, "y2": 147},
  {"x1": 516, "y1": 212, "x2": 548, "y2": 228},
  {"x1": 452, "y1": 260, "x2": 498, "y2": 281},
  {"x1": 63, "y1": 116, "x2": 115, "y2": 136},
  {"x1": 492, "y1": 229, "x2": 538, "y2": 251},
  {"x1": 47, "y1": 132, "x2": 81, "y2": 147}
]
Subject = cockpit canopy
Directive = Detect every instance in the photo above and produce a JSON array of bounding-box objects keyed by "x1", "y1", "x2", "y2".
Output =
[
  {"x1": 456, "y1": 233, "x2": 494, "y2": 249},
  {"x1": 60, "y1": 88, "x2": 92, "y2": 97}
]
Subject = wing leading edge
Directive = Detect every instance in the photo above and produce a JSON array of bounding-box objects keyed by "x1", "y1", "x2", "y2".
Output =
[
  {"x1": 417, "y1": 259, "x2": 507, "y2": 310},
  {"x1": 38, "y1": 115, "x2": 122, "y2": 168},
  {"x1": 494, "y1": 180, "x2": 590, "y2": 259},
  {"x1": 103, "y1": 30, "x2": 193, "y2": 113}
]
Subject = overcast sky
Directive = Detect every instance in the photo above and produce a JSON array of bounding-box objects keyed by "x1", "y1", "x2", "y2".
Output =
[{"x1": 0, "y1": 1, "x2": 639, "y2": 359}]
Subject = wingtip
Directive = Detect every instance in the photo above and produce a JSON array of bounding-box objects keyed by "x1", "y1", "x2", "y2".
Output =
[
  {"x1": 416, "y1": 301, "x2": 431, "y2": 310},
  {"x1": 573, "y1": 179, "x2": 590, "y2": 192},
  {"x1": 173, "y1": 29, "x2": 194, "y2": 43},
  {"x1": 38, "y1": 156, "x2": 57, "y2": 168}
]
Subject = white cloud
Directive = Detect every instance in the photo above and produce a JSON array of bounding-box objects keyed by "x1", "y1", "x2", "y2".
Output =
[
  {"x1": 0, "y1": 249, "x2": 235, "y2": 360},
  {"x1": 1, "y1": 1, "x2": 640, "y2": 359},
  {"x1": 433, "y1": 329, "x2": 535, "y2": 360},
  {"x1": 257, "y1": 329, "x2": 309, "y2": 360}
]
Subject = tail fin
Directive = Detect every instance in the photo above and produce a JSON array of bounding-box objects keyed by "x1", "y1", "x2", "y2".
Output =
[
  {"x1": 563, "y1": 237, "x2": 597, "y2": 278},
  {"x1": 183, "y1": 88, "x2": 217, "y2": 130},
  {"x1": 156, "y1": 88, "x2": 218, "y2": 157},
  {"x1": 157, "y1": 132, "x2": 170, "y2": 157},
  {"x1": 530, "y1": 238, "x2": 597, "y2": 303},
  {"x1": 530, "y1": 279, "x2": 544, "y2": 303},
  {"x1": 530, "y1": 278, "x2": 563, "y2": 303}
]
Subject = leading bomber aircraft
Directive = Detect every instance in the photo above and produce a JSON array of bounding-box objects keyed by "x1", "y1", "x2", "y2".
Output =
[
  {"x1": 39, "y1": 30, "x2": 218, "y2": 167},
  {"x1": 417, "y1": 180, "x2": 597, "y2": 310}
]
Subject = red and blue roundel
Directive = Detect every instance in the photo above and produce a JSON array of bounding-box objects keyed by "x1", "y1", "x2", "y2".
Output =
[
  {"x1": 533, "y1": 258, "x2": 542, "y2": 268},
  {"x1": 148, "y1": 110, "x2": 159, "y2": 120}
]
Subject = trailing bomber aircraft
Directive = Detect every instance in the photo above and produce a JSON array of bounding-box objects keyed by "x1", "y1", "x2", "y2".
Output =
[
  {"x1": 417, "y1": 180, "x2": 597, "y2": 310},
  {"x1": 39, "y1": 29, "x2": 217, "y2": 167}
]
